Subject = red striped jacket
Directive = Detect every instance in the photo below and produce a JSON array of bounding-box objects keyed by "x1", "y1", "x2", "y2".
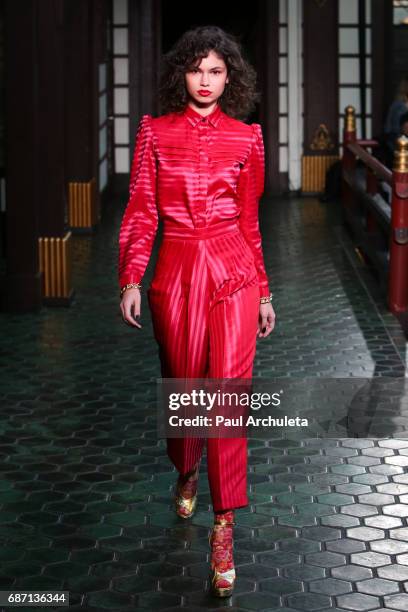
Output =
[{"x1": 118, "y1": 102, "x2": 270, "y2": 297}]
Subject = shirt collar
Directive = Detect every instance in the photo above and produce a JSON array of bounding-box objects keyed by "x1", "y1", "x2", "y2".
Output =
[{"x1": 183, "y1": 102, "x2": 223, "y2": 128}]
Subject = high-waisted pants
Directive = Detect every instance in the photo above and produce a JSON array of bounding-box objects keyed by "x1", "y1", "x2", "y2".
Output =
[{"x1": 147, "y1": 220, "x2": 260, "y2": 512}]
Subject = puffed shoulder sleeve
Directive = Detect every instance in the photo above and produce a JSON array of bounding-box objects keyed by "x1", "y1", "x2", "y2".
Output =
[
  {"x1": 118, "y1": 114, "x2": 158, "y2": 289},
  {"x1": 237, "y1": 122, "x2": 270, "y2": 298}
]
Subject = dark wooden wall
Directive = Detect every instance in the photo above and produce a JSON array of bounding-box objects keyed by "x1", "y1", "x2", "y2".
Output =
[
  {"x1": 303, "y1": 0, "x2": 338, "y2": 155},
  {"x1": 2, "y1": 0, "x2": 111, "y2": 312}
]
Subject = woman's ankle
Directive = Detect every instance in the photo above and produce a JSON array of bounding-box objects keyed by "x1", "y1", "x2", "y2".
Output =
[
  {"x1": 180, "y1": 462, "x2": 199, "y2": 481},
  {"x1": 210, "y1": 512, "x2": 235, "y2": 573},
  {"x1": 214, "y1": 509, "x2": 235, "y2": 524},
  {"x1": 176, "y1": 462, "x2": 200, "y2": 500}
]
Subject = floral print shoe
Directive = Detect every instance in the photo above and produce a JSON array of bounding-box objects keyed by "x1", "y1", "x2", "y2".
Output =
[
  {"x1": 209, "y1": 509, "x2": 236, "y2": 597},
  {"x1": 174, "y1": 462, "x2": 199, "y2": 519}
]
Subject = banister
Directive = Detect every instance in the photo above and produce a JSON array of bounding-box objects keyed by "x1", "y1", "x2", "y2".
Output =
[
  {"x1": 347, "y1": 142, "x2": 392, "y2": 185},
  {"x1": 342, "y1": 105, "x2": 408, "y2": 315}
]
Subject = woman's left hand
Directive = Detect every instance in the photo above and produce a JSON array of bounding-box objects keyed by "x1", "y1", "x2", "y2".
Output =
[{"x1": 257, "y1": 303, "x2": 275, "y2": 338}]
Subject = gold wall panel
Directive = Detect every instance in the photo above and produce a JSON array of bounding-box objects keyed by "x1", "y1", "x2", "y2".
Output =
[
  {"x1": 68, "y1": 178, "x2": 96, "y2": 228},
  {"x1": 38, "y1": 231, "x2": 72, "y2": 298},
  {"x1": 302, "y1": 155, "x2": 339, "y2": 193}
]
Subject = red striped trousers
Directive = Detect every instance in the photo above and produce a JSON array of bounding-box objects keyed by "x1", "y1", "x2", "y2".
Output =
[{"x1": 147, "y1": 220, "x2": 260, "y2": 512}]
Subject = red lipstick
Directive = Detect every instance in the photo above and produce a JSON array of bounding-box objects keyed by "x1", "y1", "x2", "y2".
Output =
[{"x1": 197, "y1": 90, "x2": 212, "y2": 96}]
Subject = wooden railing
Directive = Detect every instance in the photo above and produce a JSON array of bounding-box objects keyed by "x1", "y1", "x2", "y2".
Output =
[{"x1": 341, "y1": 105, "x2": 408, "y2": 315}]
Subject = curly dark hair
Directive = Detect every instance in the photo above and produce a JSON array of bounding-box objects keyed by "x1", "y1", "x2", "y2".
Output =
[{"x1": 158, "y1": 25, "x2": 261, "y2": 121}]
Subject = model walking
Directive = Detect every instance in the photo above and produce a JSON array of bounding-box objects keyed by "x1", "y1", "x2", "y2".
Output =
[{"x1": 118, "y1": 25, "x2": 275, "y2": 597}]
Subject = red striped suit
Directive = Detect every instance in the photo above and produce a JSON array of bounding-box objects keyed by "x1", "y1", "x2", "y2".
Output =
[{"x1": 118, "y1": 102, "x2": 270, "y2": 512}]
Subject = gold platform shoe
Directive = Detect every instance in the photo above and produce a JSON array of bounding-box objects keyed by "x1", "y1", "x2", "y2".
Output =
[
  {"x1": 173, "y1": 462, "x2": 199, "y2": 519},
  {"x1": 209, "y1": 510, "x2": 236, "y2": 597}
]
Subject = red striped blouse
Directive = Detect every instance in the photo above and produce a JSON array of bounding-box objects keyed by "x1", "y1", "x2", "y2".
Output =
[{"x1": 118, "y1": 102, "x2": 270, "y2": 297}]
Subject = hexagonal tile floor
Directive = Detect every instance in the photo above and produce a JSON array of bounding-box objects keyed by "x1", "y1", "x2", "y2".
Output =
[{"x1": 0, "y1": 195, "x2": 407, "y2": 611}]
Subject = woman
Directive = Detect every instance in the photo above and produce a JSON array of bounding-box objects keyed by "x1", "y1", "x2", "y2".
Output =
[{"x1": 118, "y1": 25, "x2": 275, "y2": 597}]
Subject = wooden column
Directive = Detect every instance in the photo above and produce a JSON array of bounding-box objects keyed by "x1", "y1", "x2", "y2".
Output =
[
  {"x1": 129, "y1": 0, "x2": 161, "y2": 141},
  {"x1": 64, "y1": 0, "x2": 100, "y2": 232},
  {"x1": 37, "y1": 0, "x2": 73, "y2": 305},
  {"x1": 37, "y1": 0, "x2": 65, "y2": 238},
  {"x1": 258, "y1": 0, "x2": 280, "y2": 195},
  {"x1": 3, "y1": 0, "x2": 41, "y2": 311},
  {"x1": 302, "y1": 0, "x2": 339, "y2": 194},
  {"x1": 372, "y1": 0, "x2": 393, "y2": 140}
]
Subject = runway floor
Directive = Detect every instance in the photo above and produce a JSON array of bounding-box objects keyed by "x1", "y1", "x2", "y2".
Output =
[{"x1": 0, "y1": 192, "x2": 408, "y2": 611}]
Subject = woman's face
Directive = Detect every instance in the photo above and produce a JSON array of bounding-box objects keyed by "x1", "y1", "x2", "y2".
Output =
[{"x1": 184, "y1": 50, "x2": 229, "y2": 106}]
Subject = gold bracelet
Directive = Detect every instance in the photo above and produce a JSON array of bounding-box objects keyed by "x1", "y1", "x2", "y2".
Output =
[
  {"x1": 260, "y1": 292, "x2": 273, "y2": 304},
  {"x1": 120, "y1": 282, "x2": 142, "y2": 298}
]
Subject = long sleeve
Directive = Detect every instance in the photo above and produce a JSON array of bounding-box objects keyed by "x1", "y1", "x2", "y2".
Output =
[
  {"x1": 118, "y1": 114, "x2": 158, "y2": 289},
  {"x1": 237, "y1": 123, "x2": 270, "y2": 298}
]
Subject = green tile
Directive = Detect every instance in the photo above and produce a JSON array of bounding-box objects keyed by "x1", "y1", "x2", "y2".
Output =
[
  {"x1": 23, "y1": 548, "x2": 68, "y2": 564},
  {"x1": 0, "y1": 511, "x2": 19, "y2": 523},
  {"x1": 70, "y1": 548, "x2": 114, "y2": 564},
  {"x1": 257, "y1": 526, "x2": 297, "y2": 540},
  {"x1": 98, "y1": 536, "x2": 141, "y2": 553},
  {"x1": 317, "y1": 493, "x2": 355, "y2": 506},
  {"x1": 236, "y1": 513, "x2": 273, "y2": 527},
  {"x1": 137, "y1": 591, "x2": 181, "y2": 608},
  {"x1": 86, "y1": 500, "x2": 127, "y2": 513},
  {"x1": 295, "y1": 502, "x2": 336, "y2": 516},
  {"x1": 78, "y1": 524, "x2": 121, "y2": 539},
  {"x1": 60, "y1": 511, "x2": 101, "y2": 525},
  {"x1": 66, "y1": 576, "x2": 109, "y2": 594},
  {"x1": 235, "y1": 592, "x2": 280, "y2": 609},
  {"x1": 252, "y1": 482, "x2": 291, "y2": 494},
  {"x1": 104, "y1": 511, "x2": 145, "y2": 527},
  {"x1": 43, "y1": 561, "x2": 89, "y2": 578},
  {"x1": 259, "y1": 577, "x2": 302, "y2": 593},
  {"x1": 278, "y1": 514, "x2": 317, "y2": 527},
  {"x1": 0, "y1": 562, "x2": 41, "y2": 578},
  {"x1": 256, "y1": 503, "x2": 294, "y2": 517},
  {"x1": 87, "y1": 589, "x2": 133, "y2": 608},
  {"x1": 15, "y1": 575, "x2": 62, "y2": 590},
  {"x1": 0, "y1": 547, "x2": 25, "y2": 562}
]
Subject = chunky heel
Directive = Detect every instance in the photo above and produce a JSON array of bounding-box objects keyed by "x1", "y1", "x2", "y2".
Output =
[{"x1": 209, "y1": 510, "x2": 236, "y2": 597}]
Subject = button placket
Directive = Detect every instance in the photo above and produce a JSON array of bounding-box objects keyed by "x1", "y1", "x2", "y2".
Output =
[{"x1": 196, "y1": 120, "x2": 209, "y2": 227}]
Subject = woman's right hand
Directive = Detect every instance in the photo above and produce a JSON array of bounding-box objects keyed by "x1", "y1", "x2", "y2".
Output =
[{"x1": 120, "y1": 288, "x2": 142, "y2": 328}]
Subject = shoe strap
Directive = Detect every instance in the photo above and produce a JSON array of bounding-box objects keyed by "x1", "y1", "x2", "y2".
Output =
[
  {"x1": 177, "y1": 479, "x2": 197, "y2": 494},
  {"x1": 214, "y1": 567, "x2": 236, "y2": 581},
  {"x1": 176, "y1": 494, "x2": 196, "y2": 509},
  {"x1": 214, "y1": 509, "x2": 235, "y2": 526},
  {"x1": 176, "y1": 471, "x2": 199, "y2": 497},
  {"x1": 214, "y1": 519, "x2": 235, "y2": 526}
]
